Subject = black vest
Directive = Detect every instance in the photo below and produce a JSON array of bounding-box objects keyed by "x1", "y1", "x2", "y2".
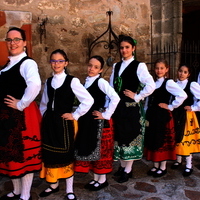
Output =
[
  {"x1": 0, "y1": 57, "x2": 29, "y2": 103},
  {"x1": 46, "y1": 75, "x2": 75, "y2": 114},
  {"x1": 87, "y1": 78, "x2": 106, "y2": 111},
  {"x1": 148, "y1": 78, "x2": 171, "y2": 107},
  {"x1": 180, "y1": 81, "x2": 194, "y2": 107},
  {"x1": 113, "y1": 60, "x2": 140, "y2": 98}
]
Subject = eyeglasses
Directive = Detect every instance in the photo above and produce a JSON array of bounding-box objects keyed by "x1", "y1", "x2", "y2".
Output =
[
  {"x1": 5, "y1": 38, "x2": 23, "y2": 44},
  {"x1": 50, "y1": 60, "x2": 66, "y2": 64}
]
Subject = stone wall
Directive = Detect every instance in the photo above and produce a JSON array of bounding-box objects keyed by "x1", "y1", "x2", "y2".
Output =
[
  {"x1": 0, "y1": 0, "x2": 151, "y2": 83},
  {"x1": 150, "y1": 0, "x2": 183, "y2": 78}
]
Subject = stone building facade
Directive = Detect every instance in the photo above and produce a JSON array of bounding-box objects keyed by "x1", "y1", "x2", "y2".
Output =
[{"x1": 1, "y1": 0, "x2": 193, "y2": 84}]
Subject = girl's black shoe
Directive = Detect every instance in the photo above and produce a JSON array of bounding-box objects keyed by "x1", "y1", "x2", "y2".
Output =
[{"x1": 113, "y1": 166, "x2": 125, "y2": 176}]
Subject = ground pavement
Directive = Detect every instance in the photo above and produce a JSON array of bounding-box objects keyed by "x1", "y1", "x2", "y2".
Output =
[{"x1": 1, "y1": 155, "x2": 200, "y2": 200}]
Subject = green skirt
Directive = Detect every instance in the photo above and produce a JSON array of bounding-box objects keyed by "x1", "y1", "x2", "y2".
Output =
[{"x1": 114, "y1": 102, "x2": 145, "y2": 161}]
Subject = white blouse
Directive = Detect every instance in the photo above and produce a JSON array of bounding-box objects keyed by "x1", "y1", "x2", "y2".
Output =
[
  {"x1": 0, "y1": 52, "x2": 41, "y2": 111},
  {"x1": 177, "y1": 79, "x2": 200, "y2": 111},
  {"x1": 109, "y1": 57, "x2": 155, "y2": 102},
  {"x1": 155, "y1": 77, "x2": 187, "y2": 111},
  {"x1": 84, "y1": 74, "x2": 120, "y2": 120},
  {"x1": 39, "y1": 70, "x2": 94, "y2": 120}
]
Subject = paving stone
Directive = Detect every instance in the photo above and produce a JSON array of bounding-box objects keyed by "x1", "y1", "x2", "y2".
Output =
[
  {"x1": 184, "y1": 177, "x2": 197, "y2": 187},
  {"x1": 1, "y1": 156, "x2": 200, "y2": 200},
  {"x1": 134, "y1": 182, "x2": 157, "y2": 193},
  {"x1": 146, "y1": 197, "x2": 163, "y2": 200},
  {"x1": 185, "y1": 190, "x2": 200, "y2": 200}
]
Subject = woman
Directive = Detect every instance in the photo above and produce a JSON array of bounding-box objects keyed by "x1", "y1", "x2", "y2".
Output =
[
  {"x1": 110, "y1": 35, "x2": 155, "y2": 183},
  {"x1": 0, "y1": 27, "x2": 42, "y2": 200}
]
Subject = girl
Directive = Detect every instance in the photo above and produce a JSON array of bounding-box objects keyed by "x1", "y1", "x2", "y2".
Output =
[
  {"x1": 74, "y1": 55, "x2": 120, "y2": 191},
  {"x1": 110, "y1": 35, "x2": 155, "y2": 183},
  {"x1": 145, "y1": 58, "x2": 187, "y2": 177},
  {"x1": 39, "y1": 49, "x2": 94, "y2": 200},
  {"x1": 0, "y1": 27, "x2": 41, "y2": 200},
  {"x1": 171, "y1": 64, "x2": 200, "y2": 176}
]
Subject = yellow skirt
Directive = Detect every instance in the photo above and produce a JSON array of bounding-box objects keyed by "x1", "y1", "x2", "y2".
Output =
[
  {"x1": 175, "y1": 111, "x2": 200, "y2": 156},
  {"x1": 40, "y1": 163, "x2": 74, "y2": 183}
]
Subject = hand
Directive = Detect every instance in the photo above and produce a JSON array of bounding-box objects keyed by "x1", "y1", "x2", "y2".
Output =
[
  {"x1": 184, "y1": 106, "x2": 192, "y2": 111},
  {"x1": 61, "y1": 113, "x2": 74, "y2": 120},
  {"x1": 92, "y1": 110, "x2": 104, "y2": 119},
  {"x1": 158, "y1": 103, "x2": 169, "y2": 110},
  {"x1": 123, "y1": 89, "x2": 135, "y2": 99},
  {"x1": 4, "y1": 95, "x2": 20, "y2": 109}
]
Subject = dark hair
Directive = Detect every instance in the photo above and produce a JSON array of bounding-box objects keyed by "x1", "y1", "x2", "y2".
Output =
[
  {"x1": 119, "y1": 35, "x2": 137, "y2": 47},
  {"x1": 50, "y1": 49, "x2": 69, "y2": 62},
  {"x1": 50, "y1": 49, "x2": 69, "y2": 74},
  {"x1": 7, "y1": 27, "x2": 26, "y2": 41},
  {"x1": 89, "y1": 55, "x2": 104, "y2": 69},
  {"x1": 178, "y1": 64, "x2": 192, "y2": 75},
  {"x1": 154, "y1": 58, "x2": 169, "y2": 68}
]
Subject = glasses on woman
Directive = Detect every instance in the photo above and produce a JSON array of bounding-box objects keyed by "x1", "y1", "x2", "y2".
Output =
[
  {"x1": 5, "y1": 38, "x2": 23, "y2": 44},
  {"x1": 50, "y1": 60, "x2": 66, "y2": 64}
]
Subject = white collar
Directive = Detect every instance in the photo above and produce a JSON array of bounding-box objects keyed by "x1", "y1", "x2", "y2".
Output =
[
  {"x1": 9, "y1": 51, "x2": 27, "y2": 63},
  {"x1": 53, "y1": 70, "x2": 66, "y2": 79},
  {"x1": 177, "y1": 79, "x2": 188, "y2": 84}
]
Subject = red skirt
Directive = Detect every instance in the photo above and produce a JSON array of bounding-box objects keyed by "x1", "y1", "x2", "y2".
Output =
[
  {"x1": 74, "y1": 119, "x2": 114, "y2": 174},
  {"x1": 0, "y1": 102, "x2": 42, "y2": 178},
  {"x1": 145, "y1": 112, "x2": 176, "y2": 162}
]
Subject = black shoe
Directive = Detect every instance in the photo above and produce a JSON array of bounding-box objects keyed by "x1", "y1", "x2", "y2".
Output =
[
  {"x1": 84, "y1": 180, "x2": 96, "y2": 189},
  {"x1": 153, "y1": 169, "x2": 167, "y2": 178},
  {"x1": 18, "y1": 198, "x2": 32, "y2": 200},
  {"x1": 117, "y1": 171, "x2": 132, "y2": 183},
  {"x1": 113, "y1": 166, "x2": 125, "y2": 176},
  {"x1": 171, "y1": 161, "x2": 182, "y2": 169},
  {"x1": 182, "y1": 168, "x2": 193, "y2": 177},
  {"x1": 65, "y1": 193, "x2": 77, "y2": 200},
  {"x1": 39, "y1": 186, "x2": 59, "y2": 197},
  {"x1": 89, "y1": 181, "x2": 109, "y2": 191},
  {"x1": 147, "y1": 167, "x2": 158, "y2": 176},
  {"x1": 0, "y1": 192, "x2": 21, "y2": 200}
]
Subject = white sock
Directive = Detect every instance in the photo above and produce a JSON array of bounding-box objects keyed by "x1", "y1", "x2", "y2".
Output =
[
  {"x1": 160, "y1": 161, "x2": 167, "y2": 171},
  {"x1": 20, "y1": 173, "x2": 33, "y2": 200},
  {"x1": 186, "y1": 155, "x2": 192, "y2": 169},
  {"x1": 124, "y1": 160, "x2": 134, "y2": 173},
  {"x1": 45, "y1": 181, "x2": 59, "y2": 192},
  {"x1": 94, "y1": 173, "x2": 99, "y2": 181},
  {"x1": 7, "y1": 178, "x2": 21, "y2": 197},
  {"x1": 98, "y1": 174, "x2": 106, "y2": 184},
  {"x1": 66, "y1": 176, "x2": 74, "y2": 194},
  {"x1": 150, "y1": 162, "x2": 159, "y2": 171},
  {"x1": 120, "y1": 159, "x2": 126, "y2": 168},
  {"x1": 177, "y1": 155, "x2": 182, "y2": 163}
]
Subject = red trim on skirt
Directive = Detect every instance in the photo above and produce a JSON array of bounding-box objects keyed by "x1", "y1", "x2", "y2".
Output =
[
  {"x1": 0, "y1": 102, "x2": 42, "y2": 178},
  {"x1": 74, "y1": 119, "x2": 114, "y2": 174},
  {"x1": 145, "y1": 112, "x2": 176, "y2": 162}
]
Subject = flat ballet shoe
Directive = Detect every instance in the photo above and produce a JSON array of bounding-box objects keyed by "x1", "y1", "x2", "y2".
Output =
[
  {"x1": 153, "y1": 169, "x2": 167, "y2": 178},
  {"x1": 0, "y1": 192, "x2": 21, "y2": 200},
  {"x1": 84, "y1": 180, "x2": 96, "y2": 189},
  {"x1": 171, "y1": 161, "x2": 182, "y2": 169},
  {"x1": 117, "y1": 171, "x2": 132, "y2": 183},
  {"x1": 113, "y1": 166, "x2": 125, "y2": 177},
  {"x1": 65, "y1": 193, "x2": 77, "y2": 200},
  {"x1": 182, "y1": 168, "x2": 193, "y2": 177},
  {"x1": 147, "y1": 167, "x2": 158, "y2": 176},
  {"x1": 39, "y1": 186, "x2": 59, "y2": 197},
  {"x1": 89, "y1": 181, "x2": 109, "y2": 191}
]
